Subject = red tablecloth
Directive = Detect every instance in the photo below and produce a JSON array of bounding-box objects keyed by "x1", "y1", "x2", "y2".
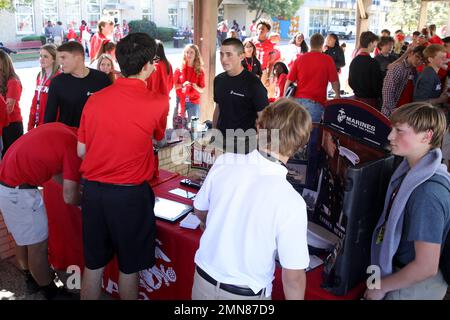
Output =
[{"x1": 43, "y1": 172, "x2": 364, "y2": 300}]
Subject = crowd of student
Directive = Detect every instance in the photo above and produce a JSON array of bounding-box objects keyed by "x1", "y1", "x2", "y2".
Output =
[{"x1": 0, "y1": 17, "x2": 449, "y2": 301}]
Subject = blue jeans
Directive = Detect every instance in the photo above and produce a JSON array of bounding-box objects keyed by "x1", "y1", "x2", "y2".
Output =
[
  {"x1": 296, "y1": 98, "x2": 324, "y2": 190},
  {"x1": 295, "y1": 98, "x2": 324, "y2": 123},
  {"x1": 174, "y1": 98, "x2": 200, "y2": 120}
]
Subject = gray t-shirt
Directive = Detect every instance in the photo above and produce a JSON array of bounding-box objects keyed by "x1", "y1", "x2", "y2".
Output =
[
  {"x1": 413, "y1": 66, "x2": 442, "y2": 102},
  {"x1": 394, "y1": 174, "x2": 450, "y2": 266},
  {"x1": 51, "y1": 25, "x2": 64, "y2": 38}
]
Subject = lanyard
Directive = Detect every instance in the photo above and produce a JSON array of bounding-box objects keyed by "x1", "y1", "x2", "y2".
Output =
[
  {"x1": 245, "y1": 57, "x2": 253, "y2": 72},
  {"x1": 376, "y1": 186, "x2": 400, "y2": 244},
  {"x1": 35, "y1": 72, "x2": 51, "y2": 126}
]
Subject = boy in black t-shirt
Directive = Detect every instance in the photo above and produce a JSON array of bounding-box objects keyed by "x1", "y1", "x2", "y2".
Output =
[
  {"x1": 213, "y1": 38, "x2": 269, "y2": 154},
  {"x1": 44, "y1": 42, "x2": 111, "y2": 127}
]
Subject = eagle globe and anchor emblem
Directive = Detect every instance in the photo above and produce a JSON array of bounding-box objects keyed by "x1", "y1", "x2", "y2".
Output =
[{"x1": 337, "y1": 109, "x2": 347, "y2": 123}]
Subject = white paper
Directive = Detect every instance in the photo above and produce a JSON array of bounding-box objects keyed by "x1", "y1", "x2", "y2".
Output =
[
  {"x1": 169, "y1": 188, "x2": 196, "y2": 199},
  {"x1": 179, "y1": 212, "x2": 201, "y2": 229}
]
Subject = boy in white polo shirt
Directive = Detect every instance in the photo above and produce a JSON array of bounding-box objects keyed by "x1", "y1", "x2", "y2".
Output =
[{"x1": 192, "y1": 98, "x2": 312, "y2": 300}]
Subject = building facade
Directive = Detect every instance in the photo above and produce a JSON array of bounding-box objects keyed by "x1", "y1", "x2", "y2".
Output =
[
  {"x1": 296, "y1": 0, "x2": 392, "y2": 38},
  {"x1": 0, "y1": 0, "x2": 195, "y2": 42}
]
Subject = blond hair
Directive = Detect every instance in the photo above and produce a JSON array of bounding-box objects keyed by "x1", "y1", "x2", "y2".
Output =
[
  {"x1": 390, "y1": 102, "x2": 447, "y2": 149},
  {"x1": 40, "y1": 44, "x2": 59, "y2": 77},
  {"x1": 257, "y1": 98, "x2": 312, "y2": 157},
  {"x1": 423, "y1": 44, "x2": 446, "y2": 64},
  {"x1": 97, "y1": 54, "x2": 116, "y2": 83},
  {"x1": 183, "y1": 44, "x2": 204, "y2": 76}
]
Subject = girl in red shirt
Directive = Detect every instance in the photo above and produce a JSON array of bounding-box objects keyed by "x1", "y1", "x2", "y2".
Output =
[
  {"x1": 146, "y1": 40, "x2": 174, "y2": 98},
  {"x1": 28, "y1": 44, "x2": 61, "y2": 131},
  {"x1": 0, "y1": 50, "x2": 23, "y2": 156},
  {"x1": 89, "y1": 20, "x2": 114, "y2": 63},
  {"x1": 174, "y1": 44, "x2": 205, "y2": 128},
  {"x1": 272, "y1": 62, "x2": 289, "y2": 102}
]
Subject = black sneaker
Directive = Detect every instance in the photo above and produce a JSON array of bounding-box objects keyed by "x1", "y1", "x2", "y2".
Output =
[
  {"x1": 44, "y1": 287, "x2": 79, "y2": 300},
  {"x1": 22, "y1": 270, "x2": 40, "y2": 295}
]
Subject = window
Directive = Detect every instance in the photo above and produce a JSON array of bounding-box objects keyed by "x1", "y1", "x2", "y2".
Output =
[
  {"x1": 141, "y1": 0, "x2": 153, "y2": 21},
  {"x1": 41, "y1": 0, "x2": 58, "y2": 28},
  {"x1": 309, "y1": 9, "x2": 329, "y2": 37},
  {"x1": 65, "y1": 0, "x2": 81, "y2": 29},
  {"x1": 15, "y1": 0, "x2": 35, "y2": 34},
  {"x1": 168, "y1": 5, "x2": 178, "y2": 28},
  {"x1": 87, "y1": 0, "x2": 101, "y2": 29}
]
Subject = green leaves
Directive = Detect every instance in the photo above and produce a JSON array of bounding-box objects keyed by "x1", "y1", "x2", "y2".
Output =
[
  {"x1": 244, "y1": 0, "x2": 303, "y2": 21},
  {"x1": 0, "y1": 0, "x2": 13, "y2": 11},
  {"x1": 387, "y1": 0, "x2": 449, "y2": 34}
]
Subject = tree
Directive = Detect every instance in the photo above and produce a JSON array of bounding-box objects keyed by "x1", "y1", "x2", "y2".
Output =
[
  {"x1": 0, "y1": 0, "x2": 13, "y2": 10},
  {"x1": 244, "y1": 0, "x2": 303, "y2": 21},
  {"x1": 387, "y1": 0, "x2": 449, "y2": 34}
]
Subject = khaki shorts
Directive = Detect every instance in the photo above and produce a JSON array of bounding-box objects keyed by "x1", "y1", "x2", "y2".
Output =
[
  {"x1": 191, "y1": 269, "x2": 271, "y2": 300},
  {"x1": 0, "y1": 185, "x2": 47, "y2": 246}
]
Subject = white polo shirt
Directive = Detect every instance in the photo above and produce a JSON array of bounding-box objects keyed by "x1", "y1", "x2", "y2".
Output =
[{"x1": 194, "y1": 150, "x2": 309, "y2": 297}]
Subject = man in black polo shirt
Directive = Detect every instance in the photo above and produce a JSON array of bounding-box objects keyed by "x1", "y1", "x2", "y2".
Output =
[
  {"x1": 213, "y1": 37, "x2": 269, "y2": 154},
  {"x1": 44, "y1": 41, "x2": 111, "y2": 127}
]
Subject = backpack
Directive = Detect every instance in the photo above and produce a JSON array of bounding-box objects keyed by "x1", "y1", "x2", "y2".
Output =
[
  {"x1": 441, "y1": 230, "x2": 450, "y2": 285},
  {"x1": 431, "y1": 177, "x2": 450, "y2": 285}
]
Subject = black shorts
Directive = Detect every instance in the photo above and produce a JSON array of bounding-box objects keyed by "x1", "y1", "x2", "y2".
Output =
[{"x1": 81, "y1": 180, "x2": 156, "y2": 274}]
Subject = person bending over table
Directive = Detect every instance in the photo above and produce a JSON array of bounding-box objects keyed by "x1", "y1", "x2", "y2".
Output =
[
  {"x1": 192, "y1": 98, "x2": 312, "y2": 300},
  {"x1": 0, "y1": 123, "x2": 82, "y2": 299}
]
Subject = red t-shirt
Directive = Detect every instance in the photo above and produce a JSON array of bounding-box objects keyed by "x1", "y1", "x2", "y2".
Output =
[
  {"x1": 0, "y1": 122, "x2": 81, "y2": 186},
  {"x1": 275, "y1": 73, "x2": 287, "y2": 100},
  {"x1": 0, "y1": 96, "x2": 8, "y2": 132},
  {"x1": 174, "y1": 65, "x2": 205, "y2": 104},
  {"x1": 252, "y1": 37, "x2": 275, "y2": 70},
  {"x1": 287, "y1": 52, "x2": 338, "y2": 105},
  {"x1": 146, "y1": 61, "x2": 174, "y2": 97},
  {"x1": 78, "y1": 78, "x2": 169, "y2": 184},
  {"x1": 67, "y1": 28, "x2": 77, "y2": 41},
  {"x1": 28, "y1": 70, "x2": 61, "y2": 131},
  {"x1": 429, "y1": 35, "x2": 444, "y2": 45},
  {"x1": 3, "y1": 78, "x2": 23, "y2": 124},
  {"x1": 89, "y1": 32, "x2": 106, "y2": 62},
  {"x1": 397, "y1": 76, "x2": 415, "y2": 108}
]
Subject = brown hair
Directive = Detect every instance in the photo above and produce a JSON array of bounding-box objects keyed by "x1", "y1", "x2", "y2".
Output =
[
  {"x1": 39, "y1": 44, "x2": 59, "y2": 77},
  {"x1": 94, "y1": 40, "x2": 116, "y2": 60},
  {"x1": 243, "y1": 38, "x2": 257, "y2": 57},
  {"x1": 257, "y1": 98, "x2": 312, "y2": 157},
  {"x1": 182, "y1": 44, "x2": 204, "y2": 76},
  {"x1": 98, "y1": 20, "x2": 114, "y2": 34},
  {"x1": 0, "y1": 50, "x2": 20, "y2": 96},
  {"x1": 57, "y1": 41, "x2": 85, "y2": 57},
  {"x1": 423, "y1": 44, "x2": 446, "y2": 64},
  {"x1": 377, "y1": 36, "x2": 394, "y2": 49},
  {"x1": 360, "y1": 31, "x2": 379, "y2": 48},
  {"x1": 97, "y1": 54, "x2": 115, "y2": 83},
  {"x1": 309, "y1": 33, "x2": 324, "y2": 49},
  {"x1": 390, "y1": 102, "x2": 447, "y2": 149}
]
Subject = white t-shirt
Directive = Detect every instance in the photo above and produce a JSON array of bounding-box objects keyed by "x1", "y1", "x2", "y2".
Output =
[{"x1": 194, "y1": 150, "x2": 310, "y2": 297}]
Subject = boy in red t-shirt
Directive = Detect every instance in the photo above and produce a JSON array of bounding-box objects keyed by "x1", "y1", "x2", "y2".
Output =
[
  {"x1": 0, "y1": 123, "x2": 81, "y2": 299},
  {"x1": 78, "y1": 33, "x2": 169, "y2": 300}
]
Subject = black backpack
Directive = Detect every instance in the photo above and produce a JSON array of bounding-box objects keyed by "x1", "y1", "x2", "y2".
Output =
[
  {"x1": 441, "y1": 230, "x2": 450, "y2": 285},
  {"x1": 430, "y1": 177, "x2": 450, "y2": 285}
]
